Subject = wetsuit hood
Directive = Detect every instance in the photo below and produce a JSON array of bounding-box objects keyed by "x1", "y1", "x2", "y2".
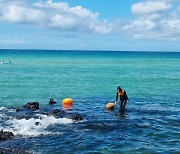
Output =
[{"x1": 117, "y1": 86, "x2": 122, "y2": 91}]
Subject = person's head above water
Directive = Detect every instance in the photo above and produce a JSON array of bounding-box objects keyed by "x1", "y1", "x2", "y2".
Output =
[{"x1": 117, "y1": 86, "x2": 122, "y2": 91}]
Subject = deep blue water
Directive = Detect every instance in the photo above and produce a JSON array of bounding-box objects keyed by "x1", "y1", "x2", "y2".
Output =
[{"x1": 0, "y1": 49, "x2": 180, "y2": 153}]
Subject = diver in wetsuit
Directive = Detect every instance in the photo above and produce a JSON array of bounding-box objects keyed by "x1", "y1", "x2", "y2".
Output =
[{"x1": 115, "y1": 86, "x2": 128, "y2": 110}]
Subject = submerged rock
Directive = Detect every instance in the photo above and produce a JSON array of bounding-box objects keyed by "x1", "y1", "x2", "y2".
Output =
[
  {"x1": 49, "y1": 109, "x2": 66, "y2": 118},
  {"x1": 48, "y1": 109, "x2": 83, "y2": 121},
  {"x1": 35, "y1": 122, "x2": 40, "y2": 126},
  {"x1": 69, "y1": 115, "x2": 83, "y2": 121},
  {"x1": 0, "y1": 130, "x2": 14, "y2": 141},
  {"x1": 0, "y1": 147, "x2": 32, "y2": 154},
  {"x1": 23, "y1": 102, "x2": 39, "y2": 110}
]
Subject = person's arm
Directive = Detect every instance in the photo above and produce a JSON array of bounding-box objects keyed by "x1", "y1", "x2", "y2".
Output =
[
  {"x1": 124, "y1": 91, "x2": 129, "y2": 100},
  {"x1": 115, "y1": 92, "x2": 118, "y2": 103}
]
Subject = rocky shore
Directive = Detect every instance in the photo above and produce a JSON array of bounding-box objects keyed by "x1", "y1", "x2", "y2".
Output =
[{"x1": 0, "y1": 101, "x2": 83, "y2": 153}]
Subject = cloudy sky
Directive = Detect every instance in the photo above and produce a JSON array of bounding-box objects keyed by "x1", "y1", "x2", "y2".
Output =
[{"x1": 0, "y1": 0, "x2": 180, "y2": 51}]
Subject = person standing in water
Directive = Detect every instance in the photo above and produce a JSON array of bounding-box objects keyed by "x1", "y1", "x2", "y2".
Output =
[{"x1": 115, "y1": 86, "x2": 128, "y2": 110}]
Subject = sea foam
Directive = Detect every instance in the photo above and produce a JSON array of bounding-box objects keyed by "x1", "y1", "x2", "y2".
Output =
[{"x1": 5, "y1": 114, "x2": 73, "y2": 136}]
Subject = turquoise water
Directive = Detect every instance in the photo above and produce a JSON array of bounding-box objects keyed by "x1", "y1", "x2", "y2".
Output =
[{"x1": 0, "y1": 50, "x2": 180, "y2": 153}]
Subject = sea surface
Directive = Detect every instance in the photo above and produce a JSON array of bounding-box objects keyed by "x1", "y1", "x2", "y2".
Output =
[{"x1": 0, "y1": 49, "x2": 180, "y2": 153}]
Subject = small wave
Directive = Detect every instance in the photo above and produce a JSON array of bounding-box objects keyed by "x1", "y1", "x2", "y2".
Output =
[
  {"x1": 0, "y1": 107, "x2": 16, "y2": 112},
  {"x1": 4, "y1": 114, "x2": 73, "y2": 136},
  {"x1": 0, "y1": 107, "x2": 5, "y2": 111}
]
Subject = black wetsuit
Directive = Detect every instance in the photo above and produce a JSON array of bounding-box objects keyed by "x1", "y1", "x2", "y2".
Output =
[{"x1": 116, "y1": 90, "x2": 128, "y2": 109}]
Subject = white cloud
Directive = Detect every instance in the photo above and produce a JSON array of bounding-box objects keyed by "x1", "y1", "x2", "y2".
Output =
[
  {"x1": 124, "y1": 0, "x2": 180, "y2": 40},
  {"x1": 0, "y1": 0, "x2": 180, "y2": 41},
  {"x1": 153, "y1": 0, "x2": 180, "y2": 2},
  {"x1": 0, "y1": 0, "x2": 112, "y2": 34},
  {"x1": 34, "y1": 0, "x2": 98, "y2": 19},
  {"x1": 1, "y1": 5, "x2": 45, "y2": 23},
  {"x1": 131, "y1": 1, "x2": 171, "y2": 15},
  {"x1": 162, "y1": 19, "x2": 180, "y2": 30},
  {"x1": 124, "y1": 19, "x2": 156, "y2": 31}
]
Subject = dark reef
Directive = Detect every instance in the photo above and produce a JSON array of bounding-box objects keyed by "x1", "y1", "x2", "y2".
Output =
[{"x1": 0, "y1": 130, "x2": 14, "y2": 142}]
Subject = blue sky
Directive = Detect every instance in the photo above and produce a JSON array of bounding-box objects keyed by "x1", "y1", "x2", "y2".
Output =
[{"x1": 0, "y1": 0, "x2": 180, "y2": 51}]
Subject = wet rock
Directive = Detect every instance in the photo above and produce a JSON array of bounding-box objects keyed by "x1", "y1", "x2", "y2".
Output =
[
  {"x1": 35, "y1": 122, "x2": 40, "y2": 126},
  {"x1": 0, "y1": 147, "x2": 32, "y2": 154},
  {"x1": 49, "y1": 109, "x2": 66, "y2": 118},
  {"x1": 49, "y1": 98, "x2": 56, "y2": 105},
  {"x1": 23, "y1": 102, "x2": 39, "y2": 110},
  {"x1": 69, "y1": 115, "x2": 83, "y2": 121},
  {"x1": 0, "y1": 130, "x2": 14, "y2": 141},
  {"x1": 16, "y1": 108, "x2": 21, "y2": 112},
  {"x1": 48, "y1": 109, "x2": 83, "y2": 121}
]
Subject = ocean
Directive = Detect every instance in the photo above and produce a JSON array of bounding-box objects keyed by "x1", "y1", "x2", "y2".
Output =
[{"x1": 0, "y1": 49, "x2": 180, "y2": 153}]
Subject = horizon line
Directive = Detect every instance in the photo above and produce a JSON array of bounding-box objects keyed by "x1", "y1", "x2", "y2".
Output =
[{"x1": 0, "y1": 48, "x2": 179, "y2": 53}]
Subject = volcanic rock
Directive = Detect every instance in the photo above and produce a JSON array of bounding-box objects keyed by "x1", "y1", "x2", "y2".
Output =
[
  {"x1": 69, "y1": 114, "x2": 83, "y2": 121},
  {"x1": 23, "y1": 102, "x2": 39, "y2": 110},
  {"x1": 0, "y1": 130, "x2": 14, "y2": 141}
]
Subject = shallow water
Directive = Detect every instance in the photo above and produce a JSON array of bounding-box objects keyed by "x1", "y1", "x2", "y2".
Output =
[{"x1": 0, "y1": 50, "x2": 180, "y2": 153}]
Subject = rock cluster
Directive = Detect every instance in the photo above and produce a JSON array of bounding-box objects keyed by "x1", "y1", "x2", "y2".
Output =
[
  {"x1": 1, "y1": 100, "x2": 83, "y2": 145},
  {"x1": 0, "y1": 130, "x2": 14, "y2": 141},
  {"x1": 23, "y1": 102, "x2": 39, "y2": 110}
]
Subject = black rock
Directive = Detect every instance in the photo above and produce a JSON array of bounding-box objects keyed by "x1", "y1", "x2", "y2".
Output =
[
  {"x1": 0, "y1": 148, "x2": 2, "y2": 154},
  {"x1": 16, "y1": 108, "x2": 21, "y2": 112},
  {"x1": 0, "y1": 130, "x2": 14, "y2": 141},
  {"x1": 0, "y1": 147, "x2": 32, "y2": 154},
  {"x1": 69, "y1": 115, "x2": 83, "y2": 121},
  {"x1": 35, "y1": 122, "x2": 40, "y2": 126},
  {"x1": 48, "y1": 109, "x2": 66, "y2": 118},
  {"x1": 23, "y1": 102, "x2": 39, "y2": 110}
]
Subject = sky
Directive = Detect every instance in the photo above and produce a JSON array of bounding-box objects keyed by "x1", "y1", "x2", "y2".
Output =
[{"x1": 0, "y1": 0, "x2": 180, "y2": 51}]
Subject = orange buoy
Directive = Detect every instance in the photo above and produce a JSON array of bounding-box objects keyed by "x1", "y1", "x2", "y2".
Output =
[
  {"x1": 62, "y1": 98, "x2": 73, "y2": 110},
  {"x1": 63, "y1": 98, "x2": 73, "y2": 104},
  {"x1": 63, "y1": 103, "x2": 73, "y2": 109},
  {"x1": 106, "y1": 102, "x2": 116, "y2": 109}
]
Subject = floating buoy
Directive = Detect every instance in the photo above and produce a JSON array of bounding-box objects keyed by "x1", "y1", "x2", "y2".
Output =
[
  {"x1": 106, "y1": 102, "x2": 116, "y2": 109},
  {"x1": 63, "y1": 103, "x2": 73, "y2": 109},
  {"x1": 63, "y1": 98, "x2": 73, "y2": 104},
  {"x1": 62, "y1": 98, "x2": 73, "y2": 109}
]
